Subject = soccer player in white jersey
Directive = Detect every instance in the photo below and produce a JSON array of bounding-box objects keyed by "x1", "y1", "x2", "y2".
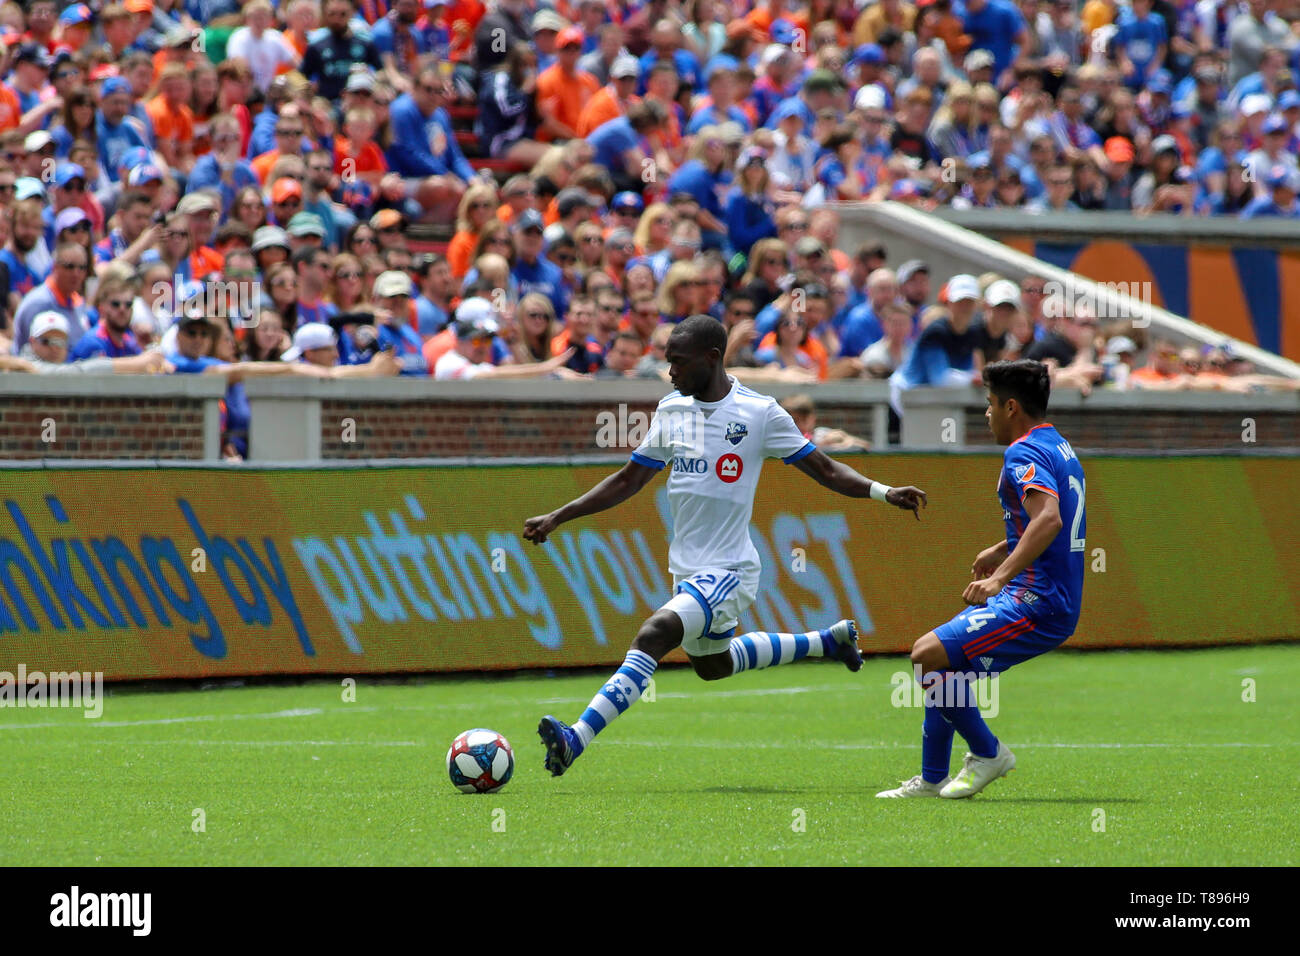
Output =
[{"x1": 524, "y1": 315, "x2": 928, "y2": 777}]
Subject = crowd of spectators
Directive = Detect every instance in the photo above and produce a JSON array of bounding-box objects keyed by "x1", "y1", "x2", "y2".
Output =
[{"x1": 0, "y1": 0, "x2": 1296, "y2": 458}]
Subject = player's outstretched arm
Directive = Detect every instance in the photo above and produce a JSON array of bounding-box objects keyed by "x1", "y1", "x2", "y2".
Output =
[
  {"x1": 791, "y1": 449, "x2": 927, "y2": 520},
  {"x1": 963, "y1": 491, "x2": 1061, "y2": 604},
  {"x1": 523, "y1": 460, "x2": 660, "y2": 545}
]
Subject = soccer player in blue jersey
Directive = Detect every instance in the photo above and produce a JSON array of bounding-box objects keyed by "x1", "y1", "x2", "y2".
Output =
[
  {"x1": 524, "y1": 315, "x2": 928, "y2": 777},
  {"x1": 878, "y1": 359, "x2": 1086, "y2": 799}
]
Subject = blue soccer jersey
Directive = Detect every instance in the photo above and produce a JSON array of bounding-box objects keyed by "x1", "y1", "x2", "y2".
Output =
[{"x1": 997, "y1": 422, "x2": 1086, "y2": 628}]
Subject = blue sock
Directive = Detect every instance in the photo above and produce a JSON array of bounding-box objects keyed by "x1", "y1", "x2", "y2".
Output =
[
  {"x1": 573, "y1": 649, "x2": 657, "y2": 750},
  {"x1": 921, "y1": 701, "x2": 954, "y2": 784},
  {"x1": 935, "y1": 672, "x2": 998, "y2": 759},
  {"x1": 727, "y1": 630, "x2": 829, "y2": 674}
]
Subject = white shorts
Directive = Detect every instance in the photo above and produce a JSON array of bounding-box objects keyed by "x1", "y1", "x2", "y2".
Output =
[{"x1": 662, "y1": 567, "x2": 760, "y2": 658}]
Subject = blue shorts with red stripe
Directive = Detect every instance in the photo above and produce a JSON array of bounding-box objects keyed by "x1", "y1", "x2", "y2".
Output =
[{"x1": 934, "y1": 590, "x2": 1073, "y2": 674}]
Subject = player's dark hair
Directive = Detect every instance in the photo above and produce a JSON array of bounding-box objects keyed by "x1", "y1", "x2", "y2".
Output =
[
  {"x1": 672, "y1": 314, "x2": 727, "y2": 358},
  {"x1": 984, "y1": 359, "x2": 1051, "y2": 419}
]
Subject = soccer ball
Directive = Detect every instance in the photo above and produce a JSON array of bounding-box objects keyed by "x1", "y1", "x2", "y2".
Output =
[{"x1": 446, "y1": 729, "x2": 514, "y2": 794}]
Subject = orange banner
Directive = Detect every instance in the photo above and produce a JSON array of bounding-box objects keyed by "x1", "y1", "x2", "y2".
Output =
[{"x1": 0, "y1": 456, "x2": 1296, "y2": 679}]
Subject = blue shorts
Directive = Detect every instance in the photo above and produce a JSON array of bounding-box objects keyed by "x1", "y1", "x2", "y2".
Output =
[{"x1": 934, "y1": 590, "x2": 1073, "y2": 675}]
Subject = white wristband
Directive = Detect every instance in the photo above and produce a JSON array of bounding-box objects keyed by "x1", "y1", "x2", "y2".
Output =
[{"x1": 869, "y1": 481, "x2": 892, "y2": 502}]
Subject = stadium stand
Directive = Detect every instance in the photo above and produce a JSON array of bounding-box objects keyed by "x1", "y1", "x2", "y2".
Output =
[{"x1": 0, "y1": 0, "x2": 1298, "y2": 460}]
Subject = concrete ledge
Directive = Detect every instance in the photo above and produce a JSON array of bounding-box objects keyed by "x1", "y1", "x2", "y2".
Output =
[{"x1": 0, "y1": 373, "x2": 227, "y2": 398}]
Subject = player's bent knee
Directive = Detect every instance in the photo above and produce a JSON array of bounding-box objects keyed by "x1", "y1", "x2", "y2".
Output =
[
  {"x1": 689, "y1": 653, "x2": 732, "y2": 681},
  {"x1": 631, "y1": 610, "x2": 684, "y2": 661},
  {"x1": 910, "y1": 633, "x2": 950, "y2": 675}
]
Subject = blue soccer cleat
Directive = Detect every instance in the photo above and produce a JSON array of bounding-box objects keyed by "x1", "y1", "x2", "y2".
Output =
[
  {"x1": 824, "y1": 619, "x2": 862, "y2": 672},
  {"x1": 538, "y1": 715, "x2": 583, "y2": 777}
]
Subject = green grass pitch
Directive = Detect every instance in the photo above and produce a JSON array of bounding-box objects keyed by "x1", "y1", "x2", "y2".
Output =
[{"x1": 2, "y1": 645, "x2": 1295, "y2": 866}]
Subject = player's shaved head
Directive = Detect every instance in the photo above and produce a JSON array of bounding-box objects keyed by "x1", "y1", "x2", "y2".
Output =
[
  {"x1": 984, "y1": 359, "x2": 1051, "y2": 420},
  {"x1": 670, "y1": 314, "x2": 728, "y2": 359}
]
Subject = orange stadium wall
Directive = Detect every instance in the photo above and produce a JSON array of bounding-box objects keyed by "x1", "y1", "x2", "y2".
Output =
[
  {"x1": 999, "y1": 236, "x2": 1300, "y2": 361},
  {"x1": 0, "y1": 456, "x2": 1296, "y2": 680}
]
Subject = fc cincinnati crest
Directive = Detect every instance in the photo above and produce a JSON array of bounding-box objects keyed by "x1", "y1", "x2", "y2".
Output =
[
  {"x1": 725, "y1": 421, "x2": 748, "y2": 445},
  {"x1": 1013, "y1": 463, "x2": 1036, "y2": 483}
]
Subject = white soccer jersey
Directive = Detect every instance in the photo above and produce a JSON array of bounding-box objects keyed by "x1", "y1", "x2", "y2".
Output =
[{"x1": 631, "y1": 377, "x2": 815, "y2": 577}]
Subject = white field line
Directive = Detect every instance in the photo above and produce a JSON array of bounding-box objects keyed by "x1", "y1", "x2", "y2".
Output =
[
  {"x1": 0, "y1": 705, "x2": 381, "y2": 732},
  {"x1": 604, "y1": 739, "x2": 1285, "y2": 750}
]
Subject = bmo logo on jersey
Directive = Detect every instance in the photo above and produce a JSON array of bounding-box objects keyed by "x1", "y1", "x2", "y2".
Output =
[
  {"x1": 716, "y1": 454, "x2": 743, "y2": 483},
  {"x1": 673, "y1": 457, "x2": 708, "y2": 474}
]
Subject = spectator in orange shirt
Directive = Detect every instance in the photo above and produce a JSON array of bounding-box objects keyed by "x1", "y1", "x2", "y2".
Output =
[
  {"x1": 447, "y1": 181, "x2": 501, "y2": 279},
  {"x1": 146, "y1": 63, "x2": 196, "y2": 173},
  {"x1": 537, "y1": 27, "x2": 599, "y2": 142},
  {"x1": 334, "y1": 105, "x2": 388, "y2": 186},
  {"x1": 745, "y1": 0, "x2": 789, "y2": 42},
  {"x1": 577, "y1": 55, "x2": 640, "y2": 137},
  {"x1": 0, "y1": 83, "x2": 20, "y2": 131},
  {"x1": 446, "y1": 0, "x2": 486, "y2": 62},
  {"x1": 283, "y1": 0, "x2": 319, "y2": 57},
  {"x1": 496, "y1": 174, "x2": 537, "y2": 225},
  {"x1": 251, "y1": 106, "x2": 306, "y2": 184},
  {"x1": 178, "y1": 191, "x2": 226, "y2": 280}
]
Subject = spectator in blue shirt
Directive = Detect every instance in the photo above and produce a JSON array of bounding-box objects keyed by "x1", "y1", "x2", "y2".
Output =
[
  {"x1": 586, "y1": 99, "x2": 666, "y2": 193},
  {"x1": 666, "y1": 129, "x2": 733, "y2": 253},
  {"x1": 1113, "y1": 0, "x2": 1168, "y2": 91},
  {"x1": 185, "y1": 114, "x2": 259, "y2": 218},
  {"x1": 962, "y1": 0, "x2": 1028, "y2": 86},
  {"x1": 69, "y1": 268, "x2": 141, "y2": 361},
  {"x1": 1241, "y1": 168, "x2": 1300, "y2": 219},
  {"x1": 723, "y1": 146, "x2": 778, "y2": 262},
  {"x1": 385, "y1": 65, "x2": 474, "y2": 220},
  {"x1": 510, "y1": 209, "x2": 569, "y2": 319},
  {"x1": 839, "y1": 267, "x2": 897, "y2": 359}
]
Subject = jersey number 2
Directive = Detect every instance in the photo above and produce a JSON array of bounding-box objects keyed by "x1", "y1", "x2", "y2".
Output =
[{"x1": 1068, "y1": 475, "x2": 1086, "y2": 553}]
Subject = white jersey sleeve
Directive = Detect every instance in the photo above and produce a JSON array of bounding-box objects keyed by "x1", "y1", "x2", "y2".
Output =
[
  {"x1": 630, "y1": 404, "x2": 678, "y2": 469},
  {"x1": 762, "y1": 401, "x2": 816, "y2": 462}
]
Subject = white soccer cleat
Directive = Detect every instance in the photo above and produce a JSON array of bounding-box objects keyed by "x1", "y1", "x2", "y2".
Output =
[
  {"x1": 939, "y1": 742, "x2": 1016, "y2": 799},
  {"x1": 876, "y1": 774, "x2": 950, "y2": 798}
]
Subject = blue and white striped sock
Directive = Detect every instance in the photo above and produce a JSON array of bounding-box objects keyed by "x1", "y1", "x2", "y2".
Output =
[
  {"x1": 727, "y1": 629, "x2": 833, "y2": 675},
  {"x1": 572, "y1": 649, "x2": 658, "y2": 750}
]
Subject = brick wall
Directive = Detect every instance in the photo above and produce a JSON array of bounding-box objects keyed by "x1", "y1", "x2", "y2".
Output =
[
  {"x1": 0, "y1": 396, "x2": 207, "y2": 459},
  {"x1": 315, "y1": 397, "x2": 1298, "y2": 458}
]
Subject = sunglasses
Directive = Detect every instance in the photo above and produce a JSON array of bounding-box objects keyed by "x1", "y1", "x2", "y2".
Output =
[
  {"x1": 36, "y1": 336, "x2": 68, "y2": 347},
  {"x1": 61, "y1": 182, "x2": 85, "y2": 193},
  {"x1": 782, "y1": 221, "x2": 809, "y2": 231},
  {"x1": 180, "y1": 324, "x2": 210, "y2": 336},
  {"x1": 353, "y1": 235, "x2": 376, "y2": 244},
  {"x1": 62, "y1": 222, "x2": 90, "y2": 232},
  {"x1": 103, "y1": 297, "x2": 131, "y2": 309},
  {"x1": 276, "y1": 198, "x2": 302, "y2": 208},
  {"x1": 337, "y1": 270, "x2": 361, "y2": 279},
  {"x1": 277, "y1": 128, "x2": 304, "y2": 137},
  {"x1": 470, "y1": 201, "x2": 495, "y2": 210},
  {"x1": 57, "y1": 260, "x2": 88, "y2": 270},
  {"x1": 523, "y1": 310, "x2": 548, "y2": 319}
]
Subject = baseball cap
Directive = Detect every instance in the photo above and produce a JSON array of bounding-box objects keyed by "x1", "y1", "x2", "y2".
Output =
[
  {"x1": 556, "y1": 187, "x2": 597, "y2": 218},
  {"x1": 58, "y1": 4, "x2": 93, "y2": 26},
  {"x1": 15, "y1": 178, "x2": 45, "y2": 201},
  {"x1": 984, "y1": 279, "x2": 1020, "y2": 308},
  {"x1": 1104, "y1": 136, "x2": 1135, "y2": 163},
  {"x1": 770, "y1": 18, "x2": 798, "y2": 45},
  {"x1": 1105, "y1": 335, "x2": 1137, "y2": 357},
  {"x1": 251, "y1": 225, "x2": 290, "y2": 253},
  {"x1": 854, "y1": 84, "x2": 887, "y2": 112},
  {"x1": 1150, "y1": 134, "x2": 1179, "y2": 156},
  {"x1": 345, "y1": 70, "x2": 375, "y2": 93},
  {"x1": 1265, "y1": 164, "x2": 1293, "y2": 189},
  {"x1": 802, "y1": 69, "x2": 843, "y2": 94},
  {"x1": 896, "y1": 259, "x2": 929, "y2": 284},
  {"x1": 1262, "y1": 112, "x2": 1288, "y2": 135},
  {"x1": 513, "y1": 208, "x2": 545, "y2": 232},
  {"x1": 1147, "y1": 72, "x2": 1172, "y2": 96},
  {"x1": 271, "y1": 178, "x2": 303, "y2": 204},
  {"x1": 124, "y1": 0, "x2": 154, "y2": 12},
  {"x1": 770, "y1": 98, "x2": 806, "y2": 125},
  {"x1": 54, "y1": 162, "x2": 86, "y2": 187},
  {"x1": 852, "y1": 43, "x2": 885, "y2": 66},
  {"x1": 118, "y1": 146, "x2": 152, "y2": 176},
  {"x1": 946, "y1": 274, "x2": 980, "y2": 303},
  {"x1": 286, "y1": 212, "x2": 327, "y2": 238},
  {"x1": 760, "y1": 44, "x2": 792, "y2": 69},
  {"x1": 24, "y1": 130, "x2": 53, "y2": 153},
  {"x1": 1279, "y1": 90, "x2": 1300, "y2": 111},
  {"x1": 30, "y1": 312, "x2": 69, "y2": 340},
  {"x1": 369, "y1": 208, "x2": 404, "y2": 231},
  {"x1": 964, "y1": 49, "x2": 994, "y2": 72},
  {"x1": 373, "y1": 270, "x2": 413, "y2": 299},
  {"x1": 738, "y1": 145, "x2": 767, "y2": 168},
  {"x1": 794, "y1": 236, "x2": 827, "y2": 258},
  {"x1": 610, "y1": 56, "x2": 640, "y2": 80},
  {"x1": 14, "y1": 43, "x2": 50, "y2": 68},
  {"x1": 54, "y1": 207, "x2": 90, "y2": 234},
  {"x1": 293, "y1": 322, "x2": 337, "y2": 353},
  {"x1": 606, "y1": 227, "x2": 636, "y2": 248},
  {"x1": 455, "y1": 302, "x2": 499, "y2": 340},
  {"x1": 99, "y1": 75, "x2": 132, "y2": 99},
  {"x1": 611, "y1": 191, "x2": 644, "y2": 213},
  {"x1": 128, "y1": 163, "x2": 163, "y2": 187},
  {"x1": 177, "y1": 191, "x2": 219, "y2": 216},
  {"x1": 531, "y1": 9, "x2": 568, "y2": 32},
  {"x1": 1240, "y1": 93, "x2": 1272, "y2": 117},
  {"x1": 556, "y1": 26, "x2": 584, "y2": 49}
]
